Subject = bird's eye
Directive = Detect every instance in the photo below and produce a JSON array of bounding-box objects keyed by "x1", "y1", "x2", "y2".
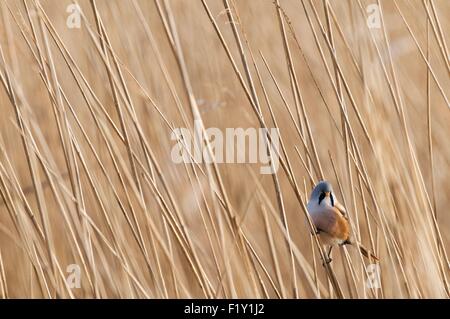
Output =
[
  {"x1": 330, "y1": 193, "x2": 334, "y2": 206},
  {"x1": 318, "y1": 192, "x2": 325, "y2": 204}
]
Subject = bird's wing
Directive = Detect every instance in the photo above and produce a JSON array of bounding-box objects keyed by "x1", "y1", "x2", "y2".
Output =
[{"x1": 334, "y1": 200, "x2": 348, "y2": 219}]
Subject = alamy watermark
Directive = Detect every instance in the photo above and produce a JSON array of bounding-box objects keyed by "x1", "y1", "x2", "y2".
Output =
[
  {"x1": 66, "y1": 4, "x2": 81, "y2": 29},
  {"x1": 366, "y1": 4, "x2": 381, "y2": 29},
  {"x1": 366, "y1": 263, "x2": 381, "y2": 289},
  {"x1": 171, "y1": 120, "x2": 280, "y2": 174},
  {"x1": 66, "y1": 264, "x2": 81, "y2": 289}
]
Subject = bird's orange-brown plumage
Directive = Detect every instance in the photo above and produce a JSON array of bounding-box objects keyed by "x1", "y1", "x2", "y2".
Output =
[{"x1": 311, "y1": 206, "x2": 350, "y2": 242}]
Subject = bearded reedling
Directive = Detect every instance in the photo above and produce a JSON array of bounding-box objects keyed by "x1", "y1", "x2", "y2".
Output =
[{"x1": 307, "y1": 181, "x2": 379, "y2": 264}]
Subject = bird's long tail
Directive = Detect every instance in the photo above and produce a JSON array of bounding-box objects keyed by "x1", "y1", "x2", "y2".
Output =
[
  {"x1": 345, "y1": 239, "x2": 379, "y2": 261},
  {"x1": 357, "y1": 243, "x2": 379, "y2": 261}
]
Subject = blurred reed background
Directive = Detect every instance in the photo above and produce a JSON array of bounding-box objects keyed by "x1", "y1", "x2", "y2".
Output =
[{"x1": 0, "y1": 0, "x2": 448, "y2": 298}]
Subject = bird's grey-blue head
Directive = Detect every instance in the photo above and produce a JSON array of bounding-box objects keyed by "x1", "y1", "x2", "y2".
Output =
[{"x1": 310, "y1": 181, "x2": 334, "y2": 206}]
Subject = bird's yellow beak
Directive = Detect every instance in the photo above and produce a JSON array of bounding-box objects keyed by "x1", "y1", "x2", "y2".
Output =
[{"x1": 324, "y1": 191, "x2": 331, "y2": 197}]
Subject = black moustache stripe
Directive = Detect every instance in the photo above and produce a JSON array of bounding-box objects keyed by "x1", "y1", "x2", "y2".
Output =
[{"x1": 318, "y1": 192, "x2": 325, "y2": 204}]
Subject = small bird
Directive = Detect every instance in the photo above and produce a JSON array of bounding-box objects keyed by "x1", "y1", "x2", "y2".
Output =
[{"x1": 307, "y1": 181, "x2": 378, "y2": 263}]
